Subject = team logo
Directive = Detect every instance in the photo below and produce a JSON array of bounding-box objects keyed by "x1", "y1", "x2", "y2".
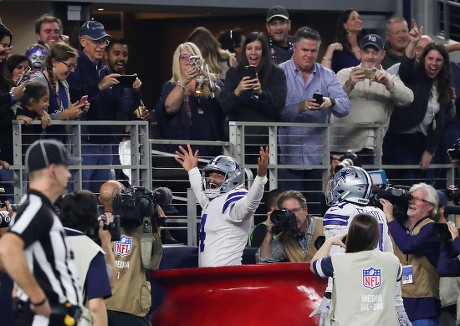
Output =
[
  {"x1": 114, "y1": 235, "x2": 132, "y2": 257},
  {"x1": 362, "y1": 267, "x2": 381, "y2": 289}
]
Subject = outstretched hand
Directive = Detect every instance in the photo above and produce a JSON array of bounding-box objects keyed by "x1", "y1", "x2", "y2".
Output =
[
  {"x1": 257, "y1": 146, "x2": 269, "y2": 177},
  {"x1": 175, "y1": 144, "x2": 199, "y2": 172}
]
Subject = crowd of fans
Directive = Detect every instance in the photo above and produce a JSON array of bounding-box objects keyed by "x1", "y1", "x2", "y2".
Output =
[{"x1": 1, "y1": 5, "x2": 460, "y2": 326}]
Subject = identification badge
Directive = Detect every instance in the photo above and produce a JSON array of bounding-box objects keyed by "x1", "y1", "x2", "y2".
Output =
[{"x1": 401, "y1": 265, "x2": 414, "y2": 285}]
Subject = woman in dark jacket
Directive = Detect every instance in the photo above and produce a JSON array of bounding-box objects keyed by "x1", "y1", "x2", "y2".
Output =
[
  {"x1": 383, "y1": 21, "x2": 455, "y2": 185},
  {"x1": 221, "y1": 32, "x2": 287, "y2": 164}
]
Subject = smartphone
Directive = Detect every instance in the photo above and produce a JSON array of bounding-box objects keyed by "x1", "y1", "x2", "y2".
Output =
[
  {"x1": 116, "y1": 74, "x2": 137, "y2": 87},
  {"x1": 79, "y1": 95, "x2": 88, "y2": 105},
  {"x1": 244, "y1": 65, "x2": 256, "y2": 79},
  {"x1": 189, "y1": 55, "x2": 202, "y2": 70},
  {"x1": 17, "y1": 66, "x2": 32, "y2": 85},
  {"x1": 313, "y1": 93, "x2": 324, "y2": 104},
  {"x1": 364, "y1": 68, "x2": 375, "y2": 79}
]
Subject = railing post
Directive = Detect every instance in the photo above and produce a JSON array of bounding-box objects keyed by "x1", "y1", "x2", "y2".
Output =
[{"x1": 187, "y1": 188, "x2": 197, "y2": 246}]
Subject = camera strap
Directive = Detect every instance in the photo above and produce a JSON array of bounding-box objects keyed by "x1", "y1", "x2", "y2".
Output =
[{"x1": 140, "y1": 216, "x2": 163, "y2": 271}]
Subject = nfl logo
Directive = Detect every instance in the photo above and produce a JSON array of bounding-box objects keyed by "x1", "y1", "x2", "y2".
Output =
[
  {"x1": 362, "y1": 267, "x2": 381, "y2": 289},
  {"x1": 114, "y1": 235, "x2": 133, "y2": 257}
]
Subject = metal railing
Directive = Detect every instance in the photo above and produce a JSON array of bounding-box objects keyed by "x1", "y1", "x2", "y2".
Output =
[{"x1": 8, "y1": 119, "x2": 457, "y2": 246}]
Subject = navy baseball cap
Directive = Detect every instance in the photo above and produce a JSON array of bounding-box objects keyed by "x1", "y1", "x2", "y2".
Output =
[
  {"x1": 266, "y1": 6, "x2": 290, "y2": 22},
  {"x1": 360, "y1": 34, "x2": 385, "y2": 51},
  {"x1": 79, "y1": 21, "x2": 111, "y2": 40},
  {"x1": 25, "y1": 139, "x2": 81, "y2": 173},
  {"x1": 437, "y1": 190, "x2": 448, "y2": 207}
]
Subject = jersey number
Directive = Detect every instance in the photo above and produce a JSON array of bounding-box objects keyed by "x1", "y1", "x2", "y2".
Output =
[{"x1": 199, "y1": 214, "x2": 207, "y2": 253}]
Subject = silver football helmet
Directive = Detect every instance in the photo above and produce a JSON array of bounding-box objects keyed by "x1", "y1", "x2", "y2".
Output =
[
  {"x1": 326, "y1": 166, "x2": 373, "y2": 206},
  {"x1": 202, "y1": 155, "x2": 243, "y2": 199}
]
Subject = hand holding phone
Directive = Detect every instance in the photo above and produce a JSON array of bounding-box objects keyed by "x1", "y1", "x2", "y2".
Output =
[
  {"x1": 244, "y1": 65, "x2": 257, "y2": 80},
  {"x1": 313, "y1": 93, "x2": 324, "y2": 104},
  {"x1": 17, "y1": 66, "x2": 32, "y2": 86},
  {"x1": 79, "y1": 95, "x2": 88, "y2": 105}
]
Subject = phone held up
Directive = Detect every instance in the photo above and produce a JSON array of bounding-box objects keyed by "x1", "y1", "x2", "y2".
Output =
[
  {"x1": 244, "y1": 65, "x2": 257, "y2": 80},
  {"x1": 17, "y1": 66, "x2": 32, "y2": 86},
  {"x1": 313, "y1": 93, "x2": 324, "y2": 104},
  {"x1": 79, "y1": 95, "x2": 88, "y2": 105},
  {"x1": 115, "y1": 74, "x2": 137, "y2": 87}
]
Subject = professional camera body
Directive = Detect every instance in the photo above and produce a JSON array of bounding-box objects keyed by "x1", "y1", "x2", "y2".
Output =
[
  {"x1": 447, "y1": 138, "x2": 460, "y2": 160},
  {"x1": 270, "y1": 209, "x2": 297, "y2": 235},
  {"x1": 334, "y1": 150, "x2": 361, "y2": 174},
  {"x1": 369, "y1": 186, "x2": 411, "y2": 221},
  {"x1": 113, "y1": 186, "x2": 173, "y2": 228}
]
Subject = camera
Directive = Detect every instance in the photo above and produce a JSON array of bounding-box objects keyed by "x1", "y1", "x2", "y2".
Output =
[
  {"x1": 0, "y1": 200, "x2": 20, "y2": 212},
  {"x1": 113, "y1": 186, "x2": 173, "y2": 228},
  {"x1": 369, "y1": 186, "x2": 411, "y2": 221},
  {"x1": 0, "y1": 211, "x2": 11, "y2": 227},
  {"x1": 270, "y1": 209, "x2": 297, "y2": 235},
  {"x1": 85, "y1": 214, "x2": 121, "y2": 244},
  {"x1": 364, "y1": 68, "x2": 375, "y2": 79},
  {"x1": 334, "y1": 150, "x2": 361, "y2": 174},
  {"x1": 446, "y1": 187, "x2": 460, "y2": 205},
  {"x1": 447, "y1": 139, "x2": 460, "y2": 160}
]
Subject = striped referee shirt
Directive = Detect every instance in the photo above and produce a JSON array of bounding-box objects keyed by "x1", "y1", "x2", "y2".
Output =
[{"x1": 9, "y1": 190, "x2": 82, "y2": 307}]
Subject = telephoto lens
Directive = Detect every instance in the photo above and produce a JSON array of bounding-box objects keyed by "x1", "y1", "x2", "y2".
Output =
[{"x1": 0, "y1": 211, "x2": 11, "y2": 228}]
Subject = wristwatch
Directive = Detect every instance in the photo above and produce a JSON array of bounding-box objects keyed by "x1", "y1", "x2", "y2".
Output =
[{"x1": 329, "y1": 97, "x2": 336, "y2": 108}]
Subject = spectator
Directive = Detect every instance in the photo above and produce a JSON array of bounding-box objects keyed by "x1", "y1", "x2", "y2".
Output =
[
  {"x1": 256, "y1": 190, "x2": 323, "y2": 263},
  {"x1": 0, "y1": 22, "x2": 25, "y2": 203},
  {"x1": 381, "y1": 17, "x2": 410, "y2": 69},
  {"x1": 0, "y1": 139, "x2": 82, "y2": 325},
  {"x1": 331, "y1": 33, "x2": 413, "y2": 164},
  {"x1": 386, "y1": 34, "x2": 433, "y2": 76},
  {"x1": 99, "y1": 180, "x2": 163, "y2": 325},
  {"x1": 383, "y1": 20, "x2": 455, "y2": 186},
  {"x1": 59, "y1": 190, "x2": 114, "y2": 325},
  {"x1": 319, "y1": 166, "x2": 410, "y2": 325},
  {"x1": 311, "y1": 213, "x2": 402, "y2": 325},
  {"x1": 221, "y1": 32, "x2": 287, "y2": 163},
  {"x1": 175, "y1": 144, "x2": 268, "y2": 267},
  {"x1": 278, "y1": 26, "x2": 351, "y2": 214},
  {"x1": 104, "y1": 38, "x2": 146, "y2": 185},
  {"x1": 265, "y1": 5, "x2": 293, "y2": 64},
  {"x1": 217, "y1": 28, "x2": 245, "y2": 64},
  {"x1": 381, "y1": 182, "x2": 442, "y2": 324},
  {"x1": 321, "y1": 9, "x2": 362, "y2": 73},
  {"x1": 34, "y1": 14, "x2": 63, "y2": 48},
  {"x1": 67, "y1": 20, "x2": 123, "y2": 193},
  {"x1": 6, "y1": 54, "x2": 30, "y2": 85},
  {"x1": 155, "y1": 42, "x2": 224, "y2": 157},
  {"x1": 187, "y1": 26, "x2": 237, "y2": 80},
  {"x1": 25, "y1": 44, "x2": 47, "y2": 72},
  {"x1": 30, "y1": 43, "x2": 88, "y2": 144}
]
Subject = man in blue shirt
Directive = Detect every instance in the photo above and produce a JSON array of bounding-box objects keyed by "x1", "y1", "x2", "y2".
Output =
[{"x1": 278, "y1": 26, "x2": 351, "y2": 214}]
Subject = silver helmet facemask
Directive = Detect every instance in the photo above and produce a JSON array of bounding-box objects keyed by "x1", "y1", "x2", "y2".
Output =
[{"x1": 202, "y1": 155, "x2": 243, "y2": 199}]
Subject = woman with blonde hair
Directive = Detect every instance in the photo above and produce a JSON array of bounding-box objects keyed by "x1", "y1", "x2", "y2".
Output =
[
  {"x1": 155, "y1": 42, "x2": 224, "y2": 156},
  {"x1": 187, "y1": 26, "x2": 237, "y2": 80}
]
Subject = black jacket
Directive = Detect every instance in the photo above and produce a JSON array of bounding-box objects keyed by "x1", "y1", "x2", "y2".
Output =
[{"x1": 388, "y1": 55, "x2": 455, "y2": 154}]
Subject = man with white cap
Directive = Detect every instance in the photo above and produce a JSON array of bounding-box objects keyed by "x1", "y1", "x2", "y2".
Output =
[
  {"x1": 0, "y1": 139, "x2": 82, "y2": 325},
  {"x1": 68, "y1": 21, "x2": 122, "y2": 193},
  {"x1": 265, "y1": 5, "x2": 294, "y2": 64}
]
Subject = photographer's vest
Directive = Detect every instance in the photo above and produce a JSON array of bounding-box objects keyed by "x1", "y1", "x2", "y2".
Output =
[
  {"x1": 280, "y1": 217, "x2": 324, "y2": 262},
  {"x1": 105, "y1": 226, "x2": 152, "y2": 317},
  {"x1": 391, "y1": 218, "x2": 440, "y2": 299},
  {"x1": 67, "y1": 235, "x2": 104, "y2": 326}
]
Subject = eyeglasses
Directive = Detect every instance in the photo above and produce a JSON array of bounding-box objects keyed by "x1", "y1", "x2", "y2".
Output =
[
  {"x1": 85, "y1": 37, "x2": 110, "y2": 46},
  {"x1": 288, "y1": 207, "x2": 305, "y2": 214},
  {"x1": 409, "y1": 196, "x2": 431, "y2": 204},
  {"x1": 179, "y1": 53, "x2": 190, "y2": 60},
  {"x1": 60, "y1": 61, "x2": 77, "y2": 71}
]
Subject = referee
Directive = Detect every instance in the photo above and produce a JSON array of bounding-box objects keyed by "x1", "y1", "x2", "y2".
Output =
[{"x1": 0, "y1": 139, "x2": 83, "y2": 325}]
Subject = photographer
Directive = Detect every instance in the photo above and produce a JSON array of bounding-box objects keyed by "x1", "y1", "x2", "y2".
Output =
[
  {"x1": 381, "y1": 182, "x2": 442, "y2": 324},
  {"x1": 59, "y1": 190, "x2": 114, "y2": 326},
  {"x1": 99, "y1": 180, "x2": 163, "y2": 326},
  {"x1": 256, "y1": 190, "x2": 323, "y2": 263}
]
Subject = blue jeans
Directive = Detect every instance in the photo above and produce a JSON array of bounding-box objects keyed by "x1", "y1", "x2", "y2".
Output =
[{"x1": 82, "y1": 142, "x2": 113, "y2": 193}]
